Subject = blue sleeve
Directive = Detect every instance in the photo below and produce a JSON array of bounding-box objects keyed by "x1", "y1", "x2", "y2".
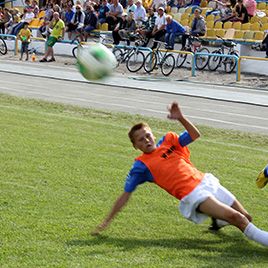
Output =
[
  {"x1": 179, "y1": 131, "x2": 193, "y2": 147},
  {"x1": 124, "y1": 160, "x2": 153, "y2": 192}
]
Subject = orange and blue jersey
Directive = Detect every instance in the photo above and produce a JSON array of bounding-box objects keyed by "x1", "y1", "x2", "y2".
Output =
[{"x1": 124, "y1": 131, "x2": 204, "y2": 200}]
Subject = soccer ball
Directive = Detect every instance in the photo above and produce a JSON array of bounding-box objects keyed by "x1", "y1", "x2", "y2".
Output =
[
  {"x1": 77, "y1": 43, "x2": 117, "y2": 81},
  {"x1": 256, "y1": 165, "x2": 268, "y2": 189}
]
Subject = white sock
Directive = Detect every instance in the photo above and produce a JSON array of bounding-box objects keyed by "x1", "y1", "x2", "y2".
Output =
[{"x1": 244, "y1": 222, "x2": 268, "y2": 246}]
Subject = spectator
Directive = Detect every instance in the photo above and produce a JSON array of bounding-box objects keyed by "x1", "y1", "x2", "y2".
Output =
[
  {"x1": 233, "y1": 0, "x2": 249, "y2": 23},
  {"x1": 165, "y1": 15, "x2": 185, "y2": 50},
  {"x1": 62, "y1": 4, "x2": 75, "y2": 24},
  {"x1": 18, "y1": 22, "x2": 31, "y2": 61},
  {"x1": 244, "y1": 0, "x2": 256, "y2": 18},
  {"x1": 0, "y1": 8, "x2": 12, "y2": 34},
  {"x1": 150, "y1": 0, "x2": 167, "y2": 10},
  {"x1": 39, "y1": 3, "x2": 54, "y2": 37},
  {"x1": 40, "y1": 12, "x2": 65, "y2": 62},
  {"x1": 83, "y1": 5, "x2": 98, "y2": 41},
  {"x1": 136, "y1": 7, "x2": 156, "y2": 46},
  {"x1": 181, "y1": 8, "x2": 206, "y2": 49},
  {"x1": 6, "y1": 8, "x2": 21, "y2": 34},
  {"x1": 118, "y1": 12, "x2": 136, "y2": 45},
  {"x1": 133, "y1": 0, "x2": 146, "y2": 27},
  {"x1": 24, "y1": 0, "x2": 32, "y2": 9},
  {"x1": 11, "y1": 8, "x2": 34, "y2": 36},
  {"x1": 106, "y1": 0, "x2": 123, "y2": 30},
  {"x1": 31, "y1": 0, "x2": 40, "y2": 18},
  {"x1": 98, "y1": 0, "x2": 110, "y2": 24},
  {"x1": 126, "y1": 0, "x2": 136, "y2": 16},
  {"x1": 151, "y1": 6, "x2": 166, "y2": 49},
  {"x1": 112, "y1": 12, "x2": 127, "y2": 44},
  {"x1": 66, "y1": 4, "x2": 85, "y2": 40}
]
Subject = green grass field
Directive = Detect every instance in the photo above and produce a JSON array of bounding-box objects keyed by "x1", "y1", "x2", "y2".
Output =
[{"x1": 1, "y1": 93, "x2": 268, "y2": 268}]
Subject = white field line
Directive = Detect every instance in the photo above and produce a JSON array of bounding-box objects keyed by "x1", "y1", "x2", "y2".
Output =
[{"x1": 0, "y1": 104, "x2": 268, "y2": 153}]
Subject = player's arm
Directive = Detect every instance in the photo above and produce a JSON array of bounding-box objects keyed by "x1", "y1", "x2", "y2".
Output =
[
  {"x1": 91, "y1": 191, "x2": 131, "y2": 236},
  {"x1": 167, "y1": 101, "x2": 200, "y2": 141}
]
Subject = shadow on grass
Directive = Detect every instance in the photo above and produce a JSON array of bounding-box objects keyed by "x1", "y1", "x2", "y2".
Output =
[{"x1": 67, "y1": 231, "x2": 268, "y2": 265}]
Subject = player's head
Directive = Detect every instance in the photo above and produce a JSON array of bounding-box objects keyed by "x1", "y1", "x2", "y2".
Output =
[{"x1": 128, "y1": 123, "x2": 156, "y2": 153}]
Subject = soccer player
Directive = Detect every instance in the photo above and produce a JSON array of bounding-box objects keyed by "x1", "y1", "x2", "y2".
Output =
[{"x1": 92, "y1": 102, "x2": 268, "y2": 247}]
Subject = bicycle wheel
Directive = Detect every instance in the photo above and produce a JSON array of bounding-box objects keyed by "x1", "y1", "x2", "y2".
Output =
[
  {"x1": 224, "y1": 51, "x2": 238, "y2": 73},
  {"x1": 161, "y1": 54, "x2": 175, "y2": 76},
  {"x1": 112, "y1": 48, "x2": 124, "y2": 66},
  {"x1": 126, "y1": 50, "x2": 145, "y2": 72},
  {"x1": 144, "y1": 51, "x2": 158, "y2": 73},
  {"x1": 208, "y1": 50, "x2": 222, "y2": 71},
  {"x1": 0, "y1": 37, "x2": 7, "y2": 55},
  {"x1": 72, "y1": 46, "x2": 78, "y2": 58},
  {"x1": 176, "y1": 52, "x2": 187, "y2": 68},
  {"x1": 195, "y1": 47, "x2": 209, "y2": 70}
]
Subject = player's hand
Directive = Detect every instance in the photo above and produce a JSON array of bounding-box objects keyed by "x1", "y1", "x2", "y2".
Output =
[
  {"x1": 90, "y1": 221, "x2": 108, "y2": 236},
  {"x1": 167, "y1": 101, "x2": 184, "y2": 121}
]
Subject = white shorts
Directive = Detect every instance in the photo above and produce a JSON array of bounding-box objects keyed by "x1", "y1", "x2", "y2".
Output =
[{"x1": 179, "y1": 173, "x2": 236, "y2": 224}]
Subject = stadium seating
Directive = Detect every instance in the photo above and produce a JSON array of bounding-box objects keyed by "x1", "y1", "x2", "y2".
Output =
[
  {"x1": 214, "y1": 21, "x2": 223, "y2": 29},
  {"x1": 254, "y1": 31, "x2": 264, "y2": 40},
  {"x1": 250, "y1": 22, "x2": 260, "y2": 31},
  {"x1": 260, "y1": 22, "x2": 268, "y2": 31},
  {"x1": 233, "y1": 30, "x2": 244, "y2": 40},
  {"x1": 223, "y1": 21, "x2": 232, "y2": 29},
  {"x1": 232, "y1": 21, "x2": 242, "y2": 30},
  {"x1": 241, "y1": 23, "x2": 251, "y2": 31}
]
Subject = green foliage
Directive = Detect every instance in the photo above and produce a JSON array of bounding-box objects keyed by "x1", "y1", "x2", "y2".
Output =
[{"x1": 0, "y1": 94, "x2": 268, "y2": 267}]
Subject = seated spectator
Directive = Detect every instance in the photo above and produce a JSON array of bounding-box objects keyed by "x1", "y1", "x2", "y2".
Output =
[
  {"x1": 66, "y1": 4, "x2": 85, "y2": 40},
  {"x1": 151, "y1": 6, "x2": 166, "y2": 49},
  {"x1": 232, "y1": 0, "x2": 249, "y2": 23},
  {"x1": 106, "y1": 0, "x2": 123, "y2": 30},
  {"x1": 243, "y1": 0, "x2": 256, "y2": 19},
  {"x1": 0, "y1": 8, "x2": 12, "y2": 34},
  {"x1": 11, "y1": 8, "x2": 34, "y2": 36},
  {"x1": 181, "y1": 8, "x2": 206, "y2": 48},
  {"x1": 150, "y1": 0, "x2": 167, "y2": 10},
  {"x1": 62, "y1": 4, "x2": 75, "y2": 24},
  {"x1": 6, "y1": 8, "x2": 21, "y2": 34},
  {"x1": 165, "y1": 15, "x2": 185, "y2": 49},
  {"x1": 83, "y1": 5, "x2": 98, "y2": 41},
  {"x1": 134, "y1": 0, "x2": 146, "y2": 27},
  {"x1": 98, "y1": 0, "x2": 110, "y2": 24},
  {"x1": 126, "y1": 0, "x2": 136, "y2": 15},
  {"x1": 31, "y1": 0, "x2": 40, "y2": 18},
  {"x1": 118, "y1": 12, "x2": 136, "y2": 45},
  {"x1": 112, "y1": 12, "x2": 127, "y2": 44},
  {"x1": 136, "y1": 7, "x2": 156, "y2": 46},
  {"x1": 39, "y1": 3, "x2": 54, "y2": 37},
  {"x1": 24, "y1": 0, "x2": 32, "y2": 9}
]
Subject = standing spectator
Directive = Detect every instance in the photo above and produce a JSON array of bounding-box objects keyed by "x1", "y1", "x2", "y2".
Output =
[
  {"x1": 181, "y1": 8, "x2": 206, "y2": 49},
  {"x1": 66, "y1": 4, "x2": 85, "y2": 40},
  {"x1": 133, "y1": 0, "x2": 146, "y2": 27},
  {"x1": 112, "y1": 12, "x2": 127, "y2": 44},
  {"x1": 126, "y1": 0, "x2": 136, "y2": 15},
  {"x1": 151, "y1": 6, "x2": 166, "y2": 49},
  {"x1": 106, "y1": 0, "x2": 123, "y2": 30},
  {"x1": 98, "y1": 0, "x2": 110, "y2": 24},
  {"x1": 40, "y1": 12, "x2": 65, "y2": 62},
  {"x1": 18, "y1": 22, "x2": 31, "y2": 61},
  {"x1": 136, "y1": 7, "x2": 156, "y2": 46},
  {"x1": 83, "y1": 5, "x2": 98, "y2": 41},
  {"x1": 165, "y1": 15, "x2": 185, "y2": 49}
]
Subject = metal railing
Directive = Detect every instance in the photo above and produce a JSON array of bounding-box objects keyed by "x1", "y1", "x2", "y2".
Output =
[
  {"x1": 194, "y1": 52, "x2": 239, "y2": 81},
  {"x1": 0, "y1": 34, "x2": 17, "y2": 55}
]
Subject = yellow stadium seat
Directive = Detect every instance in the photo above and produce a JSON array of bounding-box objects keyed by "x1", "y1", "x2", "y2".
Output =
[
  {"x1": 250, "y1": 22, "x2": 260, "y2": 31},
  {"x1": 201, "y1": 9, "x2": 207, "y2": 16},
  {"x1": 243, "y1": 31, "x2": 255, "y2": 40},
  {"x1": 206, "y1": 14, "x2": 215, "y2": 21},
  {"x1": 260, "y1": 23, "x2": 268, "y2": 31},
  {"x1": 215, "y1": 15, "x2": 221, "y2": 21},
  {"x1": 260, "y1": 16, "x2": 268, "y2": 24},
  {"x1": 185, "y1": 7, "x2": 192, "y2": 13},
  {"x1": 241, "y1": 22, "x2": 250, "y2": 31},
  {"x1": 29, "y1": 18, "x2": 39, "y2": 28},
  {"x1": 233, "y1": 30, "x2": 244, "y2": 40},
  {"x1": 254, "y1": 31, "x2": 264, "y2": 40},
  {"x1": 223, "y1": 21, "x2": 232, "y2": 29},
  {"x1": 181, "y1": 13, "x2": 189, "y2": 21},
  {"x1": 250, "y1": 16, "x2": 259, "y2": 23},
  {"x1": 200, "y1": 0, "x2": 208, "y2": 7},
  {"x1": 223, "y1": 28, "x2": 235, "y2": 39},
  {"x1": 180, "y1": 19, "x2": 189, "y2": 26},
  {"x1": 257, "y1": 2, "x2": 266, "y2": 10},
  {"x1": 37, "y1": 10, "x2": 45, "y2": 19},
  {"x1": 101, "y1": 23, "x2": 108, "y2": 31},
  {"x1": 214, "y1": 21, "x2": 223, "y2": 29},
  {"x1": 206, "y1": 29, "x2": 216, "y2": 38},
  {"x1": 232, "y1": 21, "x2": 241, "y2": 30},
  {"x1": 215, "y1": 29, "x2": 225, "y2": 37},
  {"x1": 171, "y1": 7, "x2": 178, "y2": 14},
  {"x1": 206, "y1": 20, "x2": 214, "y2": 29}
]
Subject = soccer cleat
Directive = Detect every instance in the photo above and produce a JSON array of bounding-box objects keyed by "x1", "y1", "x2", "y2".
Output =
[
  {"x1": 208, "y1": 218, "x2": 229, "y2": 231},
  {"x1": 256, "y1": 165, "x2": 268, "y2": 189}
]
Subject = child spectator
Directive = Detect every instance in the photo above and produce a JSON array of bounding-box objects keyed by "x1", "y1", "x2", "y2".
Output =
[{"x1": 18, "y1": 22, "x2": 31, "y2": 61}]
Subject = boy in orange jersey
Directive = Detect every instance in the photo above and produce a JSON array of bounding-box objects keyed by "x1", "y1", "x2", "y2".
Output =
[{"x1": 92, "y1": 102, "x2": 268, "y2": 247}]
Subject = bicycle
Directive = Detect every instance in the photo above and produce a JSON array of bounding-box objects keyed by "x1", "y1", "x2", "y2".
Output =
[
  {"x1": 143, "y1": 40, "x2": 175, "y2": 76},
  {"x1": 208, "y1": 36, "x2": 239, "y2": 73},
  {"x1": 72, "y1": 34, "x2": 113, "y2": 59},
  {"x1": 112, "y1": 35, "x2": 146, "y2": 73},
  {"x1": 176, "y1": 35, "x2": 209, "y2": 70},
  {"x1": 0, "y1": 36, "x2": 8, "y2": 55}
]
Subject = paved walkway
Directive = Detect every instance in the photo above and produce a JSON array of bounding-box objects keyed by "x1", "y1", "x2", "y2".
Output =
[{"x1": 0, "y1": 60, "x2": 267, "y2": 107}]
